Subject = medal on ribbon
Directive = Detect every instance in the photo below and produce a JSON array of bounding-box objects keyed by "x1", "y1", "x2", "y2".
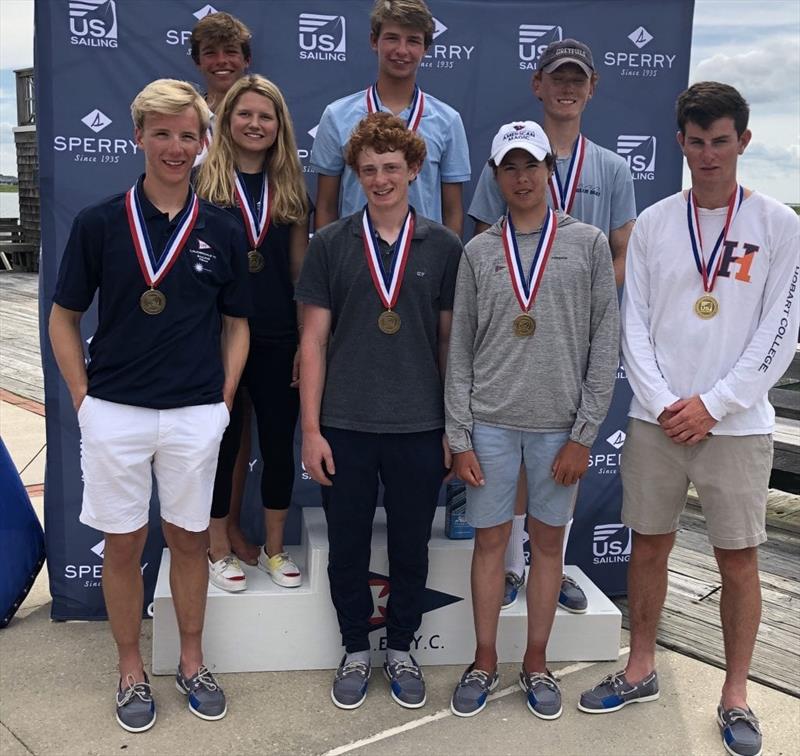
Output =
[
  {"x1": 502, "y1": 209, "x2": 558, "y2": 337},
  {"x1": 365, "y1": 83, "x2": 425, "y2": 131},
  {"x1": 361, "y1": 206, "x2": 415, "y2": 334},
  {"x1": 125, "y1": 181, "x2": 199, "y2": 315},
  {"x1": 548, "y1": 134, "x2": 586, "y2": 214},
  {"x1": 687, "y1": 184, "x2": 744, "y2": 319},
  {"x1": 234, "y1": 170, "x2": 271, "y2": 273}
]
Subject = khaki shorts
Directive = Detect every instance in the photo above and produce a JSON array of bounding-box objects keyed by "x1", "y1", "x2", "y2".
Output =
[{"x1": 621, "y1": 419, "x2": 772, "y2": 550}]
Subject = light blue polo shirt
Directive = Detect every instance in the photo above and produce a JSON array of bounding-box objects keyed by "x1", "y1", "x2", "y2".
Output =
[
  {"x1": 468, "y1": 138, "x2": 636, "y2": 236},
  {"x1": 310, "y1": 88, "x2": 471, "y2": 223}
]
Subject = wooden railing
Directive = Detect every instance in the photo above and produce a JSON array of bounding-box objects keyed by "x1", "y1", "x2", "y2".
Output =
[{"x1": 15, "y1": 68, "x2": 35, "y2": 126}]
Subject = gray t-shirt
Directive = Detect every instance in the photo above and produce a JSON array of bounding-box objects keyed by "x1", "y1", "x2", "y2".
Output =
[
  {"x1": 445, "y1": 212, "x2": 619, "y2": 452},
  {"x1": 296, "y1": 212, "x2": 462, "y2": 433},
  {"x1": 468, "y1": 137, "x2": 636, "y2": 236}
]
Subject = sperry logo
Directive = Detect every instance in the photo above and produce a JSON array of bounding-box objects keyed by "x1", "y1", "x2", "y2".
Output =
[
  {"x1": 90, "y1": 539, "x2": 105, "y2": 559},
  {"x1": 193, "y1": 4, "x2": 218, "y2": 20},
  {"x1": 606, "y1": 430, "x2": 626, "y2": 449},
  {"x1": 628, "y1": 26, "x2": 653, "y2": 49},
  {"x1": 81, "y1": 109, "x2": 112, "y2": 133}
]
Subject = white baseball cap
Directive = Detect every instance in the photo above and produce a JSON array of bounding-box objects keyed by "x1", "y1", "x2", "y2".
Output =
[{"x1": 490, "y1": 121, "x2": 552, "y2": 164}]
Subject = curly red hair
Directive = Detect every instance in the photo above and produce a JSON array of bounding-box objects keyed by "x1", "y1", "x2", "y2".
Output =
[{"x1": 345, "y1": 113, "x2": 427, "y2": 171}]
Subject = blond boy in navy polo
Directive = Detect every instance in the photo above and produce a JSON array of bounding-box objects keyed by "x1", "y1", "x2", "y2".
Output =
[{"x1": 49, "y1": 79, "x2": 250, "y2": 733}]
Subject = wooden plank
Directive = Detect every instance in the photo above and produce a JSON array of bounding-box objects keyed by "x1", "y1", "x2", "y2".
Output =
[{"x1": 614, "y1": 513, "x2": 800, "y2": 698}]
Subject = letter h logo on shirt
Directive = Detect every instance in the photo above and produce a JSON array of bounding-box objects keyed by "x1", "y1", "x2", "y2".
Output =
[{"x1": 717, "y1": 240, "x2": 759, "y2": 283}]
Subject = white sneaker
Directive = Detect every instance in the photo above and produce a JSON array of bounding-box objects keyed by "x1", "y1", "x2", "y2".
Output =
[
  {"x1": 208, "y1": 553, "x2": 246, "y2": 592},
  {"x1": 257, "y1": 549, "x2": 302, "y2": 588}
]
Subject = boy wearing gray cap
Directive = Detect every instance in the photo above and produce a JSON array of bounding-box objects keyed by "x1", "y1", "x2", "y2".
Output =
[
  {"x1": 469, "y1": 38, "x2": 636, "y2": 613},
  {"x1": 446, "y1": 122, "x2": 619, "y2": 719}
]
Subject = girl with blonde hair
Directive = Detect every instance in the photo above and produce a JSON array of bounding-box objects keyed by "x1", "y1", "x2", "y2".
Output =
[{"x1": 196, "y1": 74, "x2": 309, "y2": 592}]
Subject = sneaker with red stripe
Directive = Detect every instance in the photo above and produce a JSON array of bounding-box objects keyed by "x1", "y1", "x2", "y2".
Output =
[
  {"x1": 258, "y1": 549, "x2": 302, "y2": 588},
  {"x1": 208, "y1": 553, "x2": 246, "y2": 592}
]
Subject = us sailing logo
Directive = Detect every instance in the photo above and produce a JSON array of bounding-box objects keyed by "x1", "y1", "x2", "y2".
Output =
[
  {"x1": 617, "y1": 135, "x2": 657, "y2": 181},
  {"x1": 592, "y1": 523, "x2": 632, "y2": 565},
  {"x1": 367, "y1": 571, "x2": 461, "y2": 631},
  {"x1": 298, "y1": 13, "x2": 346, "y2": 61},
  {"x1": 518, "y1": 24, "x2": 562, "y2": 70},
  {"x1": 69, "y1": 0, "x2": 118, "y2": 48}
]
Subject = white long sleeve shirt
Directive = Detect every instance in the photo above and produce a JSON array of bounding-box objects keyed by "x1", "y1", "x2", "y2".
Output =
[{"x1": 621, "y1": 190, "x2": 799, "y2": 436}]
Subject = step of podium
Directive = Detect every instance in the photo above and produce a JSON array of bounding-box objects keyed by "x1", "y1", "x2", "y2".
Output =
[{"x1": 152, "y1": 508, "x2": 621, "y2": 674}]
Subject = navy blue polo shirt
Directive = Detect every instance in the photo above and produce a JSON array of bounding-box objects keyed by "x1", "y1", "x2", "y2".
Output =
[
  {"x1": 53, "y1": 175, "x2": 251, "y2": 409},
  {"x1": 230, "y1": 171, "x2": 297, "y2": 346}
]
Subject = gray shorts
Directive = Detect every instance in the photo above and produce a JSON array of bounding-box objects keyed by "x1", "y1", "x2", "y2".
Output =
[
  {"x1": 621, "y1": 419, "x2": 772, "y2": 550},
  {"x1": 465, "y1": 423, "x2": 578, "y2": 529}
]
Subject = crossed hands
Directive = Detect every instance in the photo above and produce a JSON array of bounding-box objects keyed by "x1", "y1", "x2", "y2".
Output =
[{"x1": 658, "y1": 395, "x2": 717, "y2": 446}]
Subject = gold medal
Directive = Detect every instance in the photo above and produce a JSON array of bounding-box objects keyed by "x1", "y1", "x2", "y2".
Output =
[
  {"x1": 513, "y1": 313, "x2": 536, "y2": 337},
  {"x1": 140, "y1": 288, "x2": 166, "y2": 315},
  {"x1": 248, "y1": 250, "x2": 265, "y2": 273},
  {"x1": 378, "y1": 310, "x2": 401, "y2": 334},
  {"x1": 694, "y1": 294, "x2": 719, "y2": 319}
]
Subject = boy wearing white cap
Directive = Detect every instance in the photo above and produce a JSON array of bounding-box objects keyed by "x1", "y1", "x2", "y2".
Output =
[
  {"x1": 446, "y1": 122, "x2": 619, "y2": 719},
  {"x1": 469, "y1": 38, "x2": 637, "y2": 614}
]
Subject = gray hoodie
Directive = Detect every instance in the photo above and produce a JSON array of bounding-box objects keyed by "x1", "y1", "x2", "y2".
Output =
[{"x1": 445, "y1": 212, "x2": 619, "y2": 452}]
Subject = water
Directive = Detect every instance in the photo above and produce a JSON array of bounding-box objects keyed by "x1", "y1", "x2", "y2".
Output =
[{"x1": 0, "y1": 191, "x2": 20, "y2": 219}]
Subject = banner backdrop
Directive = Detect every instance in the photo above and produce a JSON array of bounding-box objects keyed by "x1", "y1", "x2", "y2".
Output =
[{"x1": 37, "y1": 0, "x2": 693, "y2": 619}]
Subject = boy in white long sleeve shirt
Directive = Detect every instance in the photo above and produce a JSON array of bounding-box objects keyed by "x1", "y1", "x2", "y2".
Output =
[{"x1": 579, "y1": 82, "x2": 799, "y2": 756}]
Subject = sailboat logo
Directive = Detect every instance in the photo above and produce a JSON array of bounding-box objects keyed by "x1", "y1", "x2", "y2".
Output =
[
  {"x1": 617, "y1": 135, "x2": 657, "y2": 177},
  {"x1": 518, "y1": 24, "x2": 563, "y2": 67},
  {"x1": 298, "y1": 13, "x2": 347, "y2": 59},
  {"x1": 69, "y1": 0, "x2": 118, "y2": 46}
]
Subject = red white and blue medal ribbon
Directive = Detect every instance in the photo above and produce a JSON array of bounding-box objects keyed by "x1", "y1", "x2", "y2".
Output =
[
  {"x1": 687, "y1": 184, "x2": 744, "y2": 293},
  {"x1": 502, "y1": 208, "x2": 558, "y2": 313},
  {"x1": 234, "y1": 170, "x2": 271, "y2": 249},
  {"x1": 125, "y1": 182, "x2": 199, "y2": 288},
  {"x1": 365, "y1": 84, "x2": 425, "y2": 131},
  {"x1": 361, "y1": 205, "x2": 415, "y2": 310},
  {"x1": 548, "y1": 134, "x2": 586, "y2": 214}
]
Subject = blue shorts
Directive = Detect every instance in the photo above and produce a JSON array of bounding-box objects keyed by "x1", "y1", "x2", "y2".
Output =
[{"x1": 465, "y1": 424, "x2": 578, "y2": 529}]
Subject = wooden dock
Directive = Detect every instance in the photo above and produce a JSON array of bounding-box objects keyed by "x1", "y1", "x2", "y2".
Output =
[
  {"x1": 1, "y1": 271, "x2": 798, "y2": 696},
  {"x1": 616, "y1": 506, "x2": 800, "y2": 697},
  {"x1": 0, "y1": 272, "x2": 42, "y2": 403}
]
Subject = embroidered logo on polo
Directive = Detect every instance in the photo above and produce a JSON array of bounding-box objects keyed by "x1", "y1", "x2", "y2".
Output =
[
  {"x1": 366, "y1": 84, "x2": 424, "y2": 131},
  {"x1": 125, "y1": 183, "x2": 199, "y2": 314}
]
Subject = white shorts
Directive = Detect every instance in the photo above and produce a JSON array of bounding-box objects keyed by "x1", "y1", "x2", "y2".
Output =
[{"x1": 78, "y1": 396, "x2": 229, "y2": 534}]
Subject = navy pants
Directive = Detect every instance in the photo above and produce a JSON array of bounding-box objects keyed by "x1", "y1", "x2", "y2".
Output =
[{"x1": 321, "y1": 427, "x2": 446, "y2": 653}]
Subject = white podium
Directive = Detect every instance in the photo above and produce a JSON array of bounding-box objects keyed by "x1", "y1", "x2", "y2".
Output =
[{"x1": 152, "y1": 508, "x2": 621, "y2": 674}]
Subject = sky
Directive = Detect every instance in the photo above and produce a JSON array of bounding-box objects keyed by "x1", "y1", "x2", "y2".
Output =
[{"x1": 0, "y1": 0, "x2": 798, "y2": 201}]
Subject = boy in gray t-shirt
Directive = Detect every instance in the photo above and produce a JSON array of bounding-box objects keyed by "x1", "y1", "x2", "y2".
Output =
[
  {"x1": 297, "y1": 113, "x2": 461, "y2": 713},
  {"x1": 469, "y1": 39, "x2": 636, "y2": 613}
]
